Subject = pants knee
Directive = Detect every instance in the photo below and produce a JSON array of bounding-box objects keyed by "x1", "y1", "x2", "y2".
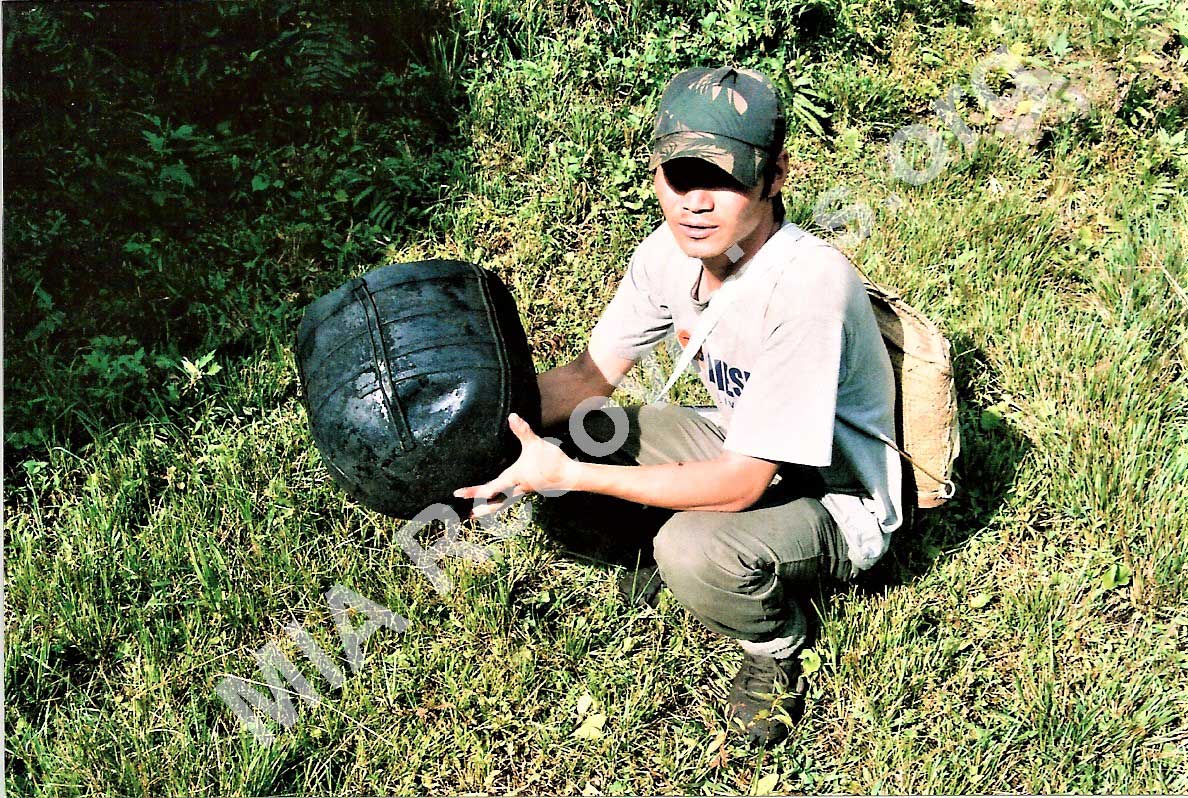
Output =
[
  {"x1": 654, "y1": 515, "x2": 791, "y2": 641},
  {"x1": 653, "y1": 518, "x2": 704, "y2": 586},
  {"x1": 653, "y1": 515, "x2": 747, "y2": 598}
]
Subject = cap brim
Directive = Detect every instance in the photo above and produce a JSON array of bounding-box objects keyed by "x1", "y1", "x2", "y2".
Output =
[{"x1": 648, "y1": 131, "x2": 766, "y2": 187}]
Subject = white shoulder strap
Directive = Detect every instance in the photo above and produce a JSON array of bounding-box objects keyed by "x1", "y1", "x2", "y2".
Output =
[{"x1": 651, "y1": 224, "x2": 804, "y2": 403}]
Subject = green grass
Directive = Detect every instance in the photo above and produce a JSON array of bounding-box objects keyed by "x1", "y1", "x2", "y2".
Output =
[{"x1": 6, "y1": 0, "x2": 1188, "y2": 794}]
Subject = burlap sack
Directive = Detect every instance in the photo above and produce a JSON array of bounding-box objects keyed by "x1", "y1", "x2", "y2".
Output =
[{"x1": 863, "y1": 280, "x2": 960, "y2": 509}]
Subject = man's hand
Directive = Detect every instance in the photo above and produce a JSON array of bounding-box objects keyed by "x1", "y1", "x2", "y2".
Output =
[{"x1": 453, "y1": 413, "x2": 581, "y2": 517}]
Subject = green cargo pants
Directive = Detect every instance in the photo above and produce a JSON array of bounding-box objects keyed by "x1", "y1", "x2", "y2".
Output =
[{"x1": 542, "y1": 403, "x2": 854, "y2": 648}]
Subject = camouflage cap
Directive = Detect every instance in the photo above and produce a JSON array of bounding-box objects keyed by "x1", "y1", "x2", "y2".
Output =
[{"x1": 649, "y1": 66, "x2": 786, "y2": 187}]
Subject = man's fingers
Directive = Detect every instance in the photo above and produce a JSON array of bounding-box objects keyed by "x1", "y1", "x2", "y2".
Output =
[
  {"x1": 470, "y1": 501, "x2": 503, "y2": 519},
  {"x1": 469, "y1": 489, "x2": 526, "y2": 518},
  {"x1": 456, "y1": 474, "x2": 519, "y2": 502},
  {"x1": 508, "y1": 412, "x2": 539, "y2": 444},
  {"x1": 453, "y1": 484, "x2": 497, "y2": 501},
  {"x1": 453, "y1": 484, "x2": 498, "y2": 500},
  {"x1": 457, "y1": 483, "x2": 498, "y2": 501}
]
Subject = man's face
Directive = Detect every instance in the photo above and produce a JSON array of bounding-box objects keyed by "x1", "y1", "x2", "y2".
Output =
[{"x1": 653, "y1": 157, "x2": 772, "y2": 265}]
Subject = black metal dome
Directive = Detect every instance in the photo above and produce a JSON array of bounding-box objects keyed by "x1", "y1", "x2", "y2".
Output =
[{"x1": 296, "y1": 259, "x2": 540, "y2": 519}]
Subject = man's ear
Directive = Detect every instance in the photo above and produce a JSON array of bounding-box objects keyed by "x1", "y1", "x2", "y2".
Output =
[{"x1": 766, "y1": 149, "x2": 790, "y2": 198}]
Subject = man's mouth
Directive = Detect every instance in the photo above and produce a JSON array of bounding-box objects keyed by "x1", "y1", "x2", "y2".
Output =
[{"x1": 679, "y1": 222, "x2": 718, "y2": 239}]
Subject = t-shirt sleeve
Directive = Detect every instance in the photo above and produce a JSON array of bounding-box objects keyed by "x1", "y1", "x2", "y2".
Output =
[
  {"x1": 723, "y1": 313, "x2": 845, "y2": 467},
  {"x1": 588, "y1": 247, "x2": 674, "y2": 361}
]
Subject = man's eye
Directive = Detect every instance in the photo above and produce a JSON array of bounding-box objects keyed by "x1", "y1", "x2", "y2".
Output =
[{"x1": 662, "y1": 161, "x2": 745, "y2": 192}]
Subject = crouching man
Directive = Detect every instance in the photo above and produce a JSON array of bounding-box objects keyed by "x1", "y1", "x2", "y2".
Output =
[{"x1": 455, "y1": 66, "x2": 904, "y2": 746}]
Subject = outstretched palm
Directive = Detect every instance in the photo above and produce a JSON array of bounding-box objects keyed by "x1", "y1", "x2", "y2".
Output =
[{"x1": 453, "y1": 413, "x2": 580, "y2": 517}]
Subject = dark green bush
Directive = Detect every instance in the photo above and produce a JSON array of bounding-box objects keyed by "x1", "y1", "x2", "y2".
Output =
[{"x1": 4, "y1": 1, "x2": 469, "y2": 462}]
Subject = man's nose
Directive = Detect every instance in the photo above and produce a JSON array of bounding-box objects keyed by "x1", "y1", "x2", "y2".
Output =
[{"x1": 682, "y1": 188, "x2": 713, "y2": 212}]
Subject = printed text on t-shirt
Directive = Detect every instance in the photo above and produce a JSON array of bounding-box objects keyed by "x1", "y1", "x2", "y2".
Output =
[{"x1": 700, "y1": 349, "x2": 751, "y2": 407}]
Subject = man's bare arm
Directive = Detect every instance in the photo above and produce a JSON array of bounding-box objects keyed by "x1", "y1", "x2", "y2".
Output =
[
  {"x1": 572, "y1": 450, "x2": 778, "y2": 512},
  {"x1": 454, "y1": 412, "x2": 780, "y2": 514},
  {"x1": 537, "y1": 342, "x2": 633, "y2": 428}
]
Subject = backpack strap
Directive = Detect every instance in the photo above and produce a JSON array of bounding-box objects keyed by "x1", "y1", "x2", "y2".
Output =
[
  {"x1": 651, "y1": 224, "x2": 805, "y2": 403},
  {"x1": 835, "y1": 415, "x2": 956, "y2": 501},
  {"x1": 651, "y1": 278, "x2": 734, "y2": 402}
]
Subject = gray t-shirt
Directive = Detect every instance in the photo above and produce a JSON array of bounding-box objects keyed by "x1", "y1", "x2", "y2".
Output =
[{"x1": 589, "y1": 221, "x2": 904, "y2": 570}]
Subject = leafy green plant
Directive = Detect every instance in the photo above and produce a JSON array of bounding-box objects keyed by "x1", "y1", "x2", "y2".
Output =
[
  {"x1": 123, "y1": 114, "x2": 201, "y2": 207},
  {"x1": 1099, "y1": 0, "x2": 1174, "y2": 44},
  {"x1": 79, "y1": 335, "x2": 149, "y2": 387},
  {"x1": 178, "y1": 350, "x2": 223, "y2": 390},
  {"x1": 764, "y1": 53, "x2": 832, "y2": 136},
  {"x1": 278, "y1": 15, "x2": 362, "y2": 95},
  {"x1": 24, "y1": 282, "x2": 65, "y2": 344}
]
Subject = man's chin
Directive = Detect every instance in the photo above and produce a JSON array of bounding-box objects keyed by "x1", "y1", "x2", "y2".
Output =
[{"x1": 673, "y1": 238, "x2": 727, "y2": 262}]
